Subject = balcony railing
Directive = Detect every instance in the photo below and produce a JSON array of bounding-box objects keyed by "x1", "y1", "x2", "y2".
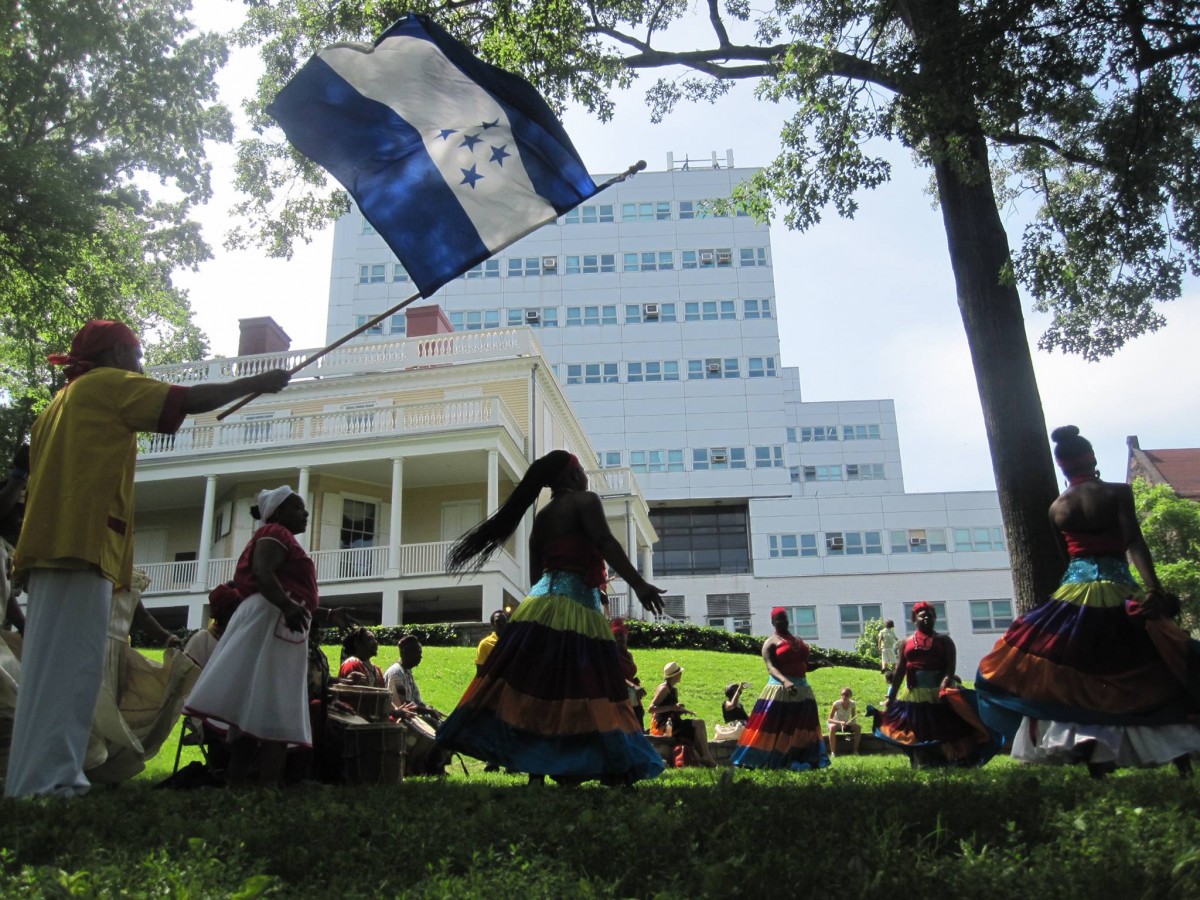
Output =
[
  {"x1": 140, "y1": 397, "x2": 525, "y2": 459},
  {"x1": 147, "y1": 329, "x2": 539, "y2": 385},
  {"x1": 586, "y1": 467, "x2": 643, "y2": 502},
  {"x1": 139, "y1": 543, "x2": 515, "y2": 595}
]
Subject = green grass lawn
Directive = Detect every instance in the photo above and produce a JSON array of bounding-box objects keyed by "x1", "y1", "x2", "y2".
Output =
[{"x1": 3, "y1": 647, "x2": 1196, "y2": 897}]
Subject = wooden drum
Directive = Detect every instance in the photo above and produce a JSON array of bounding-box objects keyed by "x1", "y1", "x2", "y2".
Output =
[
  {"x1": 329, "y1": 685, "x2": 392, "y2": 722},
  {"x1": 339, "y1": 722, "x2": 407, "y2": 785}
]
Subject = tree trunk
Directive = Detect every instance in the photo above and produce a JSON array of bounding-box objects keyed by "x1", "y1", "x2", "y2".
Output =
[{"x1": 931, "y1": 130, "x2": 1062, "y2": 612}]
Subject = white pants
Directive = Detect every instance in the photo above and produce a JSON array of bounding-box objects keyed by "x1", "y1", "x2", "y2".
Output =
[{"x1": 5, "y1": 570, "x2": 111, "y2": 798}]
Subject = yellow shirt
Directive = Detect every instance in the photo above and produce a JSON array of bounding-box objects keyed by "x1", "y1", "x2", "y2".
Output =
[
  {"x1": 474, "y1": 631, "x2": 500, "y2": 667},
  {"x1": 15, "y1": 367, "x2": 187, "y2": 589}
]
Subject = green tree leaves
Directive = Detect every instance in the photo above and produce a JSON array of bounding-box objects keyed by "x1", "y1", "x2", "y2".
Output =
[
  {"x1": 1133, "y1": 477, "x2": 1200, "y2": 630},
  {"x1": 0, "y1": 0, "x2": 225, "y2": 444}
]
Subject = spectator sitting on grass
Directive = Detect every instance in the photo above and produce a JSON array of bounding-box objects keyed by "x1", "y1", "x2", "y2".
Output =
[{"x1": 827, "y1": 687, "x2": 862, "y2": 756}]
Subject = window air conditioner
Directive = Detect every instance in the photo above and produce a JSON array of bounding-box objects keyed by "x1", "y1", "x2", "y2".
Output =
[
  {"x1": 711, "y1": 453, "x2": 728, "y2": 464},
  {"x1": 706, "y1": 362, "x2": 721, "y2": 373},
  {"x1": 698, "y1": 251, "x2": 715, "y2": 263},
  {"x1": 542, "y1": 256, "x2": 558, "y2": 269},
  {"x1": 716, "y1": 250, "x2": 733, "y2": 264},
  {"x1": 643, "y1": 303, "x2": 660, "y2": 318},
  {"x1": 828, "y1": 537, "x2": 844, "y2": 550},
  {"x1": 909, "y1": 536, "x2": 926, "y2": 546},
  {"x1": 525, "y1": 309, "x2": 541, "y2": 323}
]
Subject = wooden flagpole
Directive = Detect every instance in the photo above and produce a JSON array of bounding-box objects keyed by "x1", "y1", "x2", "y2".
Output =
[{"x1": 214, "y1": 159, "x2": 648, "y2": 422}]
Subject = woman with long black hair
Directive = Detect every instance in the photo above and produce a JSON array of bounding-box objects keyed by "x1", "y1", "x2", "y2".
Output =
[{"x1": 437, "y1": 450, "x2": 666, "y2": 785}]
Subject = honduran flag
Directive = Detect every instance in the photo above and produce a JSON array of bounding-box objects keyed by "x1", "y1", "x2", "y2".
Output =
[{"x1": 268, "y1": 14, "x2": 600, "y2": 298}]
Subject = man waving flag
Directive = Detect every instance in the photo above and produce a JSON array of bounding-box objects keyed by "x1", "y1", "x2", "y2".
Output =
[{"x1": 267, "y1": 14, "x2": 601, "y2": 298}]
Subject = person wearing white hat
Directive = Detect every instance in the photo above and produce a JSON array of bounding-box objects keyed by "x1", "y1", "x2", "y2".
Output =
[
  {"x1": 183, "y1": 486, "x2": 350, "y2": 787},
  {"x1": 649, "y1": 661, "x2": 718, "y2": 767}
]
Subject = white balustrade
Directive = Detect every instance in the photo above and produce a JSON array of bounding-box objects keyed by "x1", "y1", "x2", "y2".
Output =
[
  {"x1": 140, "y1": 561, "x2": 199, "y2": 595},
  {"x1": 148, "y1": 329, "x2": 537, "y2": 385},
  {"x1": 140, "y1": 397, "x2": 523, "y2": 459},
  {"x1": 310, "y1": 545, "x2": 389, "y2": 581}
]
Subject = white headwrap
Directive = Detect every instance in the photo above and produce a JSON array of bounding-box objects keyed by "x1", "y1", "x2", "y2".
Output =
[{"x1": 256, "y1": 485, "x2": 295, "y2": 523}]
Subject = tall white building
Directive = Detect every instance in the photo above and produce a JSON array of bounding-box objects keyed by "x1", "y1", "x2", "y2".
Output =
[{"x1": 325, "y1": 151, "x2": 1015, "y2": 675}]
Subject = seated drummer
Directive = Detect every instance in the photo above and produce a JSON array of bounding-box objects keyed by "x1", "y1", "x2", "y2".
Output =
[
  {"x1": 385, "y1": 636, "x2": 452, "y2": 775},
  {"x1": 339, "y1": 626, "x2": 384, "y2": 687},
  {"x1": 384, "y1": 635, "x2": 443, "y2": 722}
]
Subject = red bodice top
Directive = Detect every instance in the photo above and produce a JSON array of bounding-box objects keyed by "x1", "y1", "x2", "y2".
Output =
[
  {"x1": 542, "y1": 533, "x2": 606, "y2": 588},
  {"x1": 233, "y1": 523, "x2": 319, "y2": 611},
  {"x1": 1061, "y1": 526, "x2": 1127, "y2": 558},
  {"x1": 772, "y1": 634, "x2": 810, "y2": 678}
]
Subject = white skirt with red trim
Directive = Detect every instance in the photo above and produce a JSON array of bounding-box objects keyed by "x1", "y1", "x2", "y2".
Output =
[{"x1": 182, "y1": 593, "x2": 311, "y2": 747}]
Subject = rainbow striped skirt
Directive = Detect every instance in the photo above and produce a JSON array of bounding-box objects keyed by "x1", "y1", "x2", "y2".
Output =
[
  {"x1": 731, "y1": 675, "x2": 830, "y2": 771},
  {"x1": 976, "y1": 555, "x2": 1200, "y2": 766},
  {"x1": 872, "y1": 671, "x2": 1001, "y2": 766},
  {"x1": 435, "y1": 570, "x2": 664, "y2": 783}
]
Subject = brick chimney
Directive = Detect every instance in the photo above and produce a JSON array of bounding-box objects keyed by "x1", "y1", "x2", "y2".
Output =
[
  {"x1": 238, "y1": 317, "x2": 291, "y2": 356},
  {"x1": 405, "y1": 305, "x2": 454, "y2": 337}
]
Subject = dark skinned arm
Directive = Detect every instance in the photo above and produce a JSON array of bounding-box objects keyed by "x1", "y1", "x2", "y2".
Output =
[
  {"x1": 252, "y1": 538, "x2": 309, "y2": 632},
  {"x1": 1116, "y1": 483, "x2": 1164, "y2": 594},
  {"x1": 575, "y1": 492, "x2": 665, "y2": 615},
  {"x1": 181, "y1": 370, "x2": 291, "y2": 415},
  {"x1": 939, "y1": 635, "x2": 957, "y2": 690},
  {"x1": 133, "y1": 601, "x2": 181, "y2": 648},
  {"x1": 763, "y1": 637, "x2": 794, "y2": 690}
]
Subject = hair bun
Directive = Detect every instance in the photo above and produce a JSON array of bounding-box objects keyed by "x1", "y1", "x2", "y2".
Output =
[
  {"x1": 250, "y1": 504, "x2": 262, "y2": 520},
  {"x1": 1050, "y1": 425, "x2": 1080, "y2": 443}
]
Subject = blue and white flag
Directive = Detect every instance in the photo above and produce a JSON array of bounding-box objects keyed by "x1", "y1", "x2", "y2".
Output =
[{"x1": 267, "y1": 14, "x2": 600, "y2": 298}]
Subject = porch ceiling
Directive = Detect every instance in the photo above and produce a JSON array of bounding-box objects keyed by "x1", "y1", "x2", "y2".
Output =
[{"x1": 133, "y1": 449, "x2": 515, "y2": 513}]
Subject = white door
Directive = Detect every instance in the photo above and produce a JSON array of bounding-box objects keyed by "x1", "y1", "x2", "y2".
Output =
[
  {"x1": 441, "y1": 501, "x2": 482, "y2": 543},
  {"x1": 133, "y1": 528, "x2": 168, "y2": 566}
]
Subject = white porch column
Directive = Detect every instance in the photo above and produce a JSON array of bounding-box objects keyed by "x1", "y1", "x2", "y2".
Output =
[
  {"x1": 191, "y1": 475, "x2": 218, "y2": 592},
  {"x1": 381, "y1": 588, "x2": 402, "y2": 625},
  {"x1": 516, "y1": 511, "x2": 530, "y2": 589},
  {"x1": 482, "y1": 580, "x2": 502, "y2": 621},
  {"x1": 295, "y1": 466, "x2": 311, "y2": 550},
  {"x1": 386, "y1": 457, "x2": 403, "y2": 577},
  {"x1": 187, "y1": 599, "x2": 205, "y2": 630},
  {"x1": 487, "y1": 449, "x2": 499, "y2": 514},
  {"x1": 641, "y1": 546, "x2": 654, "y2": 581},
  {"x1": 625, "y1": 500, "x2": 636, "y2": 616}
]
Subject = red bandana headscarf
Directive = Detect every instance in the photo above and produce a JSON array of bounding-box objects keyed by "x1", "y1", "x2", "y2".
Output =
[{"x1": 47, "y1": 320, "x2": 140, "y2": 382}]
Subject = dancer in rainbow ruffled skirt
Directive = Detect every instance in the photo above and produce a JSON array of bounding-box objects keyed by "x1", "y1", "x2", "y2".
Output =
[
  {"x1": 976, "y1": 426, "x2": 1200, "y2": 776},
  {"x1": 437, "y1": 450, "x2": 665, "y2": 786}
]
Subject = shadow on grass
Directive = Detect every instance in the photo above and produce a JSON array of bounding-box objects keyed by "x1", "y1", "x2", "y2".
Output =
[{"x1": 1, "y1": 762, "x2": 1199, "y2": 898}]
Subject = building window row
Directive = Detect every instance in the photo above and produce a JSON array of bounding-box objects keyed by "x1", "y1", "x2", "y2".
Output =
[
  {"x1": 787, "y1": 599, "x2": 1012, "y2": 640},
  {"x1": 611, "y1": 445, "x2": 785, "y2": 474},
  {"x1": 767, "y1": 527, "x2": 1005, "y2": 558},
  {"x1": 364, "y1": 198, "x2": 756, "y2": 235},
  {"x1": 357, "y1": 300, "x2": 772, "y2": 330},
  {"x1": 561, "y1": 357, "x2": 778, "y2": 383},
  {"x1": 790, "y1": 462, "x2": 886, "y2": 483},
  {"x1": 787, "y1": 424, "x2": 882, "y2": 443},
  {"x1": 357, "y1": 247, "x2": 770, "y2": 285}
]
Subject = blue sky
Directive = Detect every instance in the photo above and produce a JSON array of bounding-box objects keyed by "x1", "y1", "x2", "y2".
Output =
[{"x1": 178, "y1": 1, "x2": 1200, "y2": 495}]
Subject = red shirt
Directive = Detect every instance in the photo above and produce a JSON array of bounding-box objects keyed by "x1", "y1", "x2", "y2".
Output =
[
  {"x1": 233, "y1": 523, "x2": 319, "y2": 611},
  {"x1": 773, "y1": 634, "x2": 809, "y2": 677}
]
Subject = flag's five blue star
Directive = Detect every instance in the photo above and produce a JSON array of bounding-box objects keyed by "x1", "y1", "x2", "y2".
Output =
[
  {"x1": 480, "y1": 119, "x2": 500, "y2": 130},
  {"x1": 459, "y1": 133, "x2": 483, "y2": 151},
  {"x1": 460, "y1": 164, "x2": 484, "y2": 188},
  {"x1": 438, "y1": 128, "x2": 458, "y2": 140},
  {"x1": 489, "y1": 144, "x2": 511, "y2": 166}
]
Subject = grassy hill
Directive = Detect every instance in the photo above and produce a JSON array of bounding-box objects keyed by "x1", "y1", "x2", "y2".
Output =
[{"x1": 1, "y1": 649, "x2": 1195, "y2": 898}]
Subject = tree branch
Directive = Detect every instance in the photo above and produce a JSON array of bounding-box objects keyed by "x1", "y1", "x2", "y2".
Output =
[
  {"x1": 706, "y1": 0, "x2": 731, "y2": 50},
  {"x1": 587, "y1": 26, "x2": 902, "y2": 92},
  {"x1": 991, "y1": 130, "x2": 1111, "y2": 171}
]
